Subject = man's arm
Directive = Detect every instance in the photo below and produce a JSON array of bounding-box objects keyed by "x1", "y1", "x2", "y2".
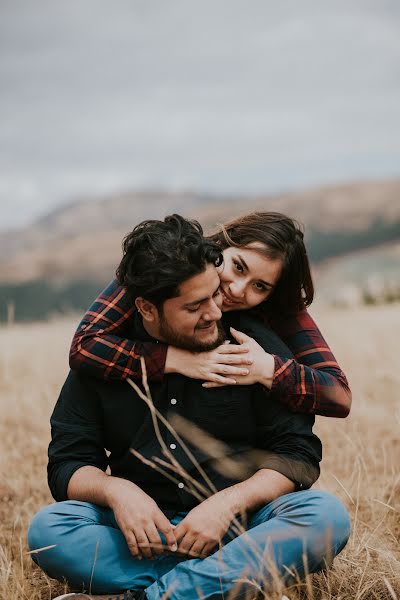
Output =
[
  {"x1": 250, "y1": 391, "x2": 322, "y2": 489},
  {"x1": 223, "y1": 468, "x2": 295, "y2": 513},
  {"x1": 48, "y1": 371, "x2": 108, "y2": 501}
]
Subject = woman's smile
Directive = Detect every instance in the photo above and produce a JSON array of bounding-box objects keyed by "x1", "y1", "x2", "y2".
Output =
[{"x1": 220, "y1": 287, "x2": 242, "y2": 307}]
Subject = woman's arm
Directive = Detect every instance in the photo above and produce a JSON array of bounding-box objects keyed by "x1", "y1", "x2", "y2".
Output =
[
  {"x1": 268, "y1": 308, "x2": 352, "y2": 418},
  {"x1": 205, "y1": 311, "x2": 351, "y2": 418},
  {"x1": 69, "y1": 280, "x2": 167, "y2": 381}
]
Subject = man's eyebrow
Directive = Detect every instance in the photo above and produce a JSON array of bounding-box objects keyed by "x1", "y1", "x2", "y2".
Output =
[
  {"x1": 184, "y1": 283, "x2": 221, "y2": 307},
  {"x1": 237, "y1": 254, "x2": 274, "y2": 288}
]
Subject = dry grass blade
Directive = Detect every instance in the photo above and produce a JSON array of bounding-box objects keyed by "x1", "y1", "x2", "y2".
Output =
[
  {"x1": 383, "y1": 576, "x2": 398, "y2": 600},
  {"x1": 88, "y1": 541, "x2": 99, "y2": 595},
  {"x1": 373, "y1": 499, "x2": 399, "y2": 513},
  {"x1": 26, "y1": 545, "x2": 57, "y2": 555}
]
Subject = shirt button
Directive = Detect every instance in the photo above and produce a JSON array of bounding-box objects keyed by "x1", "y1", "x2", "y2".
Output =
[
  {"x1": 169, "y1": 443, "x2": 177, "y2": 450},
  {"x1": 178, "y1": 482, "x2": 185, "y2": 489},
  {"x1": 170, "y1": 398, "x2": 177, "y2": 405}
]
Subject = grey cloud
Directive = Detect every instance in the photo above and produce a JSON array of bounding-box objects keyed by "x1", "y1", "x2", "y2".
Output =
[{"x1": 1, "y1": 0, "x2": 400, "y2": 229}]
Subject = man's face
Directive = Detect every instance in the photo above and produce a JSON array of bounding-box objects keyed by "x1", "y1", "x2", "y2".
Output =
[{"x1": 155, "y1": 264, "x2": 225, "y2": 352}]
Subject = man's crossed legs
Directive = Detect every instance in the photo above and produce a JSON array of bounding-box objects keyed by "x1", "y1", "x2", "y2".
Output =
[{"x1": 28, "y1": 490, "x2": 350, "y2": 600}]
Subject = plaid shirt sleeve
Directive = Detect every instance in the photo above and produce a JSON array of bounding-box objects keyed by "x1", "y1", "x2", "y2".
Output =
[
  {"x1": 69, "y1": 280, "x2": 167, "y2": 382},
  {"x1": 269, "y1": 308, "x2": 352, "y2": 418}
]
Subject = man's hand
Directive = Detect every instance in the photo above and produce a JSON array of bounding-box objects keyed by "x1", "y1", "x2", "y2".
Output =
[
  {"x1": 173, "y1": 489, "x2": 239, "y2": 558},
  {"x1": 104, "y1": 477, "x2": 177, "y2": 560},
  {"x1": 203, "y1": 327, "x2": 275, "y2": 389}
]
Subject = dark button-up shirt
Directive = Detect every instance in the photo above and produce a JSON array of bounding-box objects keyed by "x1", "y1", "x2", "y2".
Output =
[{"x1": 49, "y1": 312, "x2": 322, "y2": 513}]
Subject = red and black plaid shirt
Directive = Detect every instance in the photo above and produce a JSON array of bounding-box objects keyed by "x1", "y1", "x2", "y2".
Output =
[{"x1": 70, "y1": 279, "x2": 351, "y2": 418}]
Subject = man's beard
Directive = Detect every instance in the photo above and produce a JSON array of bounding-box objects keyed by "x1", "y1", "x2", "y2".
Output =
[{"x1": 158, "y1": 317, "x2": 226, "y2": 352}]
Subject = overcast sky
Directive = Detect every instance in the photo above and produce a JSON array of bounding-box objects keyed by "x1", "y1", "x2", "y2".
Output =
[{"x1": 1, "y1": 0, "x2": 400, "y2": 230}]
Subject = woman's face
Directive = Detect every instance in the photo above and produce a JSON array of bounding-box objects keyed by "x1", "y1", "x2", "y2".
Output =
[{"x1": 218, "y1": 243, "x2": 283, "y2": 312}]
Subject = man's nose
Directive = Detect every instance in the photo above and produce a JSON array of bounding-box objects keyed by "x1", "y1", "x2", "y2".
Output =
[{"x1": 204, "y1": 298, "x2": 222, "y2": 321}]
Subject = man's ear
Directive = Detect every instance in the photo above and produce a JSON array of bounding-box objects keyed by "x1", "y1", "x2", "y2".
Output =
[{"x1": 135, "y1": 297, "x2": 158, "y2": 322}]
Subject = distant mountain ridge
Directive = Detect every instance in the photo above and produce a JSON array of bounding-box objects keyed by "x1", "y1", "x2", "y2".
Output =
[{"x1": 0, "y1": 178, "x2": 399, "y2": 287}]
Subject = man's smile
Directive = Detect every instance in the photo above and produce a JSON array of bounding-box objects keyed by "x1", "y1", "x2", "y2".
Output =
[{"x1": 197, "y1": 321, "x2": 217, "y2": 331}]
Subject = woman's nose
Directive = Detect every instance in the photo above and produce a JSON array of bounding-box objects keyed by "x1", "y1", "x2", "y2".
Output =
[{"x1": 229, "y1": 281, "x2": 245, "y2": 298}]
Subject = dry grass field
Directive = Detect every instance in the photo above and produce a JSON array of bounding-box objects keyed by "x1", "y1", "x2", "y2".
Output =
[{"x1": 0, "y1": 304, "x2": 399, "y2": 599}]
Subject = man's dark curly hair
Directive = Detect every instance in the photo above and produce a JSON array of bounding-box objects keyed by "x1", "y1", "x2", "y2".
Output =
[{"x1": 116, "y1": 214, "x2": 222, "y2": 308}]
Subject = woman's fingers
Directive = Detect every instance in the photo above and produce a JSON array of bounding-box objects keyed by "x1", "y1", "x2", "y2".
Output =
[
  {"x1": 205, "y1": 374, "x2": 237, "y2": 385},
  {"x1": 215, "y1": 364, "x2": 250, "y2": 375},
  {"x1": 216, "y1": 353, "x2": 253, "y2": 366},
  {"x1": 230, "y1": 327, "x2": 252, "y2": 344},
  {"x1": 216, "y1": 345, "x2": 253, "y2": 365},
  {"x1": 217, "y1": 343, "x2": 250, "y2": 354}
]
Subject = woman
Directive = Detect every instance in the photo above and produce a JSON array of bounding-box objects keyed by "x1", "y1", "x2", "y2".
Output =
[{"x1": 69, "y1": 212, "x2": 351, "y2": 417}]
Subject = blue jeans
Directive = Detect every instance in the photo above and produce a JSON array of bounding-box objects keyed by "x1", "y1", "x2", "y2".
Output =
[{"x1": 28, "y1": 490, "x2": 350, "y2": 599}]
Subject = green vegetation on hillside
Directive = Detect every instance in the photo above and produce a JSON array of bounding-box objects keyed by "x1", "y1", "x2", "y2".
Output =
[
  {"x1": 307, "y1": 217, "x2": 400, "y2": 263},
  {"x1": 0, "y1": 279, "x2": 107, "y2": 323}
]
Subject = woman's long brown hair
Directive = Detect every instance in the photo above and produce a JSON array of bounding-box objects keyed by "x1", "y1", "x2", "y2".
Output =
[{"x1": 208, "y1": 212, "x2": 314, "y2": 319}]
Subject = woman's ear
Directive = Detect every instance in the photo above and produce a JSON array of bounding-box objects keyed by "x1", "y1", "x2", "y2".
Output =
[{"x1": 135, "y1": 297, "x2": 158, "y2": 322}]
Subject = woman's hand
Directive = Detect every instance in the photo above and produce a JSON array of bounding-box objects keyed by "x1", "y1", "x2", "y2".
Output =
[
  {"x1": 165, "y1": 341, "x2": 253, "y2": 385},
  {"x1": 203, "y1": 327, "x2": 275, "y2": 389}
]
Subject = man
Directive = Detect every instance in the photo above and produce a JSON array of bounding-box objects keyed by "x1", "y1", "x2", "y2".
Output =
[{"x1": 28, "y1": 215, "x2": 350, "y2": 600}]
